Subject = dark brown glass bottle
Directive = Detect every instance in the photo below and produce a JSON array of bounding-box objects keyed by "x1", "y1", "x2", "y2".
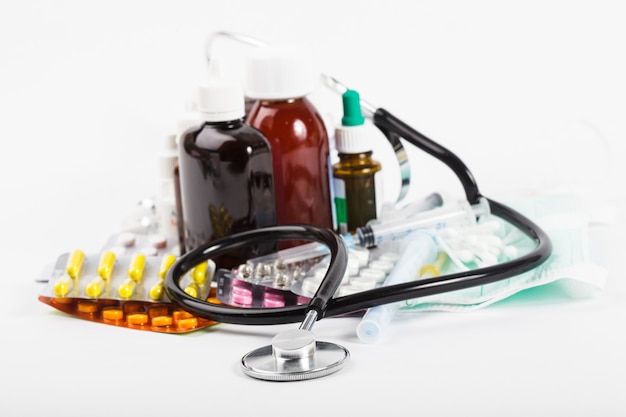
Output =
[
  {"x1": 178, "y1": 62, "x2": 276, "y2": 268},
  {"x1": 179, "y1": 119, "x2": 276, "y2": 268}
]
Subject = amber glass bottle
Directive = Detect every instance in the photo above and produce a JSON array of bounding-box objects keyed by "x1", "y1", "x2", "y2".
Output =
[
  {"x1": 332, "y1": 90, "x2": 383, "y2": 235},
  {"x1": 245, "y1": 44, "x2": 333, "y2": 229},
  {"x1": 178, "y1": 60, "x2": 276, "y2": 268}
]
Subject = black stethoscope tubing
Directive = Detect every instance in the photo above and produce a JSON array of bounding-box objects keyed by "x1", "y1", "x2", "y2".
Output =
[{"x1": 164, "y1": 107, "x2": 552, "y2": 326}]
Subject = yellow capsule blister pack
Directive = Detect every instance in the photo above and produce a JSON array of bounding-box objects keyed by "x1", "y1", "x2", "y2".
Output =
[{"x1": 38, "y1": 249, "x2": 219, "y2": 333}]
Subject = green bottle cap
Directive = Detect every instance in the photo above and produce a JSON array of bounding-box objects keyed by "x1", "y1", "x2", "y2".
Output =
[{"x1": 341, "y1": 90, "x2": 364, "y2": 127}]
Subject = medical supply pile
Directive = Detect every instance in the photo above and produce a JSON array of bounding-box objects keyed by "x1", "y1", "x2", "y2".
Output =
[{"x1": 36, "y1": 31, "x2": 606, "y2": 381}]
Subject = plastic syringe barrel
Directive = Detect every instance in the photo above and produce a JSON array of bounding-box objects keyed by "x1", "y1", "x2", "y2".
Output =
[
  {"x1": 357, "y1": 198, "x2": 488, "y2": 248},
  {"x1": 356, "y1": 230, "x2": 438, "y2": 343}
]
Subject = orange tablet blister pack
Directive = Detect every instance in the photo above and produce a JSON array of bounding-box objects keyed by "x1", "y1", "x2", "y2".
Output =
[{"x1": 38, "y1": 249, "x2": 219, "y2": 333}]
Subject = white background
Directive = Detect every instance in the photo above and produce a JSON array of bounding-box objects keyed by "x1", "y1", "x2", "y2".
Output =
[{"x1": 1, "y1": 1, "x2": 625, "y2": 416}]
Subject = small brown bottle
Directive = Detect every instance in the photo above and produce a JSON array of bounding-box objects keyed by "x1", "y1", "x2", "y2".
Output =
[{"x1": 332, "y1": 90, "x2": 383, "y2": 235}]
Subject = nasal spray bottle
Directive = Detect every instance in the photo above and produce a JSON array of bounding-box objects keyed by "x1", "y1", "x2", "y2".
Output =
[
  {"x1": 332, "y1": 90, "x2": 383, "y2": 235},
  {"x1": 178, "y1": 58, "x2": 276, "y2": 267}
]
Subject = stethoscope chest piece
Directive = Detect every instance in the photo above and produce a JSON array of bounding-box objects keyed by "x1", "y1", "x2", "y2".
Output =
[{"x1": 241, "y1": 328, "x2": 350, "y2": 382}]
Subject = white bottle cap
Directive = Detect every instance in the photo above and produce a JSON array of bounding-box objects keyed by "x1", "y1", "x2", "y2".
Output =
[
  {"x1": 335, "y1": 89, "x2": 374, "y2": 154},
  {"x1": 335, "y1": 124, "x2": 375, "y2": 154},
  {"x1": 245, "y1": 43, "x2": 318, "y2": 100},
  {"x1": 197, "y1": 57, "x2": 245, "y2": 122}
]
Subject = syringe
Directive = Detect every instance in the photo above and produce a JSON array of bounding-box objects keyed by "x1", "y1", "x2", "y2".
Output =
[
  {"x1": 356, "y1": 197, "x2": 490, "y2": 248},
  {"x1": 356, "y1": 230, "x2": 438, "y2": 343}
]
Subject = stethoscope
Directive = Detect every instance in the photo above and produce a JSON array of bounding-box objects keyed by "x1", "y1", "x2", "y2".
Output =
[{"x1": 164, "y1": 31, "x2": 553, "y2": 382}]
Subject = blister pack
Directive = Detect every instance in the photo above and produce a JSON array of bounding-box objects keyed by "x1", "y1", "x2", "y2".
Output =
[
  {"x1": 38, "y1": 248, "x2": 219, "y2": 333},
  {"x1": 216, "y1": 241, "x2": 406, "y2": 308}
]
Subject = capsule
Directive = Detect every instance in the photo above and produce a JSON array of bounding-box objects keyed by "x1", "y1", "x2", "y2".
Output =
[
  {"x1": 65, "y1": 249, "x2": 85, "y2": 280},
  {"x1": 85, "y1": 277, "x2": 106, "y2": 298},
  {"x1": 158, "y1": 254, "x2": 177, "y2": 280},
  {"x1": 184, "y1": 283, "x2": 199, "y2": 299},
  {"x1": 191, "y1": 261, "x2": 208, "y2": 285},
  {"x1": 118, "y1": 278, "x2": 136, "y2": 299},
  {"x1": 97, "y1": 251, "x2": 116, "y2": 281},
  {"x1": 148, "y1": 282, "x2": 164, "y2": 301},
  {"x1": 53, "y1": 277, "x2": 73, "y2": 297},
  {"x1": 127, "y1": 253, "x2": 147, "y2": 282}
]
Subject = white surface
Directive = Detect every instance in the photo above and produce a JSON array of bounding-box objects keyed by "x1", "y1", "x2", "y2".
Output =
[{"x1": 1, "y1": 1, "x2": 625, "y2": 416}]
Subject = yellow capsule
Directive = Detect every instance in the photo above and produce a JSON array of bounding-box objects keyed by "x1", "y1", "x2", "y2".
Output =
[
  {"x1": 149, "y1": 282, "x2": 164, "y2": 301},
  {"x1": 191, "y1": 261, "x2": 208, "y2": 285},
  {"x1": 85, "y1": 277, "x2": 105, "y2": 298},
  {"x1": 184, "y1": 283, "x2": 199, "y2": 299},
  {"x1": 158, "y1": 254, "x2": 177, "y2": 280},
  {"x1": 65, "y1": 249, "x2": 85, "y2": 280},
  {"x1": 53, "y1": 278, "x2": 73, "y2": 297},
  {"x1": 127, "y1": 253, "x2": 147, "y2": 282},
  {"x1": 118, "y1": 278, "x2": 136, "y2": 299},
  {"x1": 97, "y1": 251, "x2": 116, "y2": 281}
]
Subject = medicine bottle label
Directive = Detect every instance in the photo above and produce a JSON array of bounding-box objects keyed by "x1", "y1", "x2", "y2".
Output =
[
  {"x1": 334, "y1": 178, "x2": 348, "y2": 235},
  {"x1": 333, "y1": 173, "x2": 382, "y2": 235}
]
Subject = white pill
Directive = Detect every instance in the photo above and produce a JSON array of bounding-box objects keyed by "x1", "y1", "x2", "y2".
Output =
[
  {"x1": 349, "y1": 247, "x2": 370, "y2": 267},
  {"x1": 350, "y1": 277, "x2": 377, "y2": 290},
  {"x1": 117, "y1": 232, "x2": 136, "y2": 247},
  {"x1": 359, "y1": 267, "x2": 387, "y2": 283},
  {"x1": 338, "y1": 285, "x2": 363, "y2": 297},
  {"x1": 148, "y1": 234, "x2": 167, "y2": 249},
  {"x1": 348, "y1": 257, "x2": 360, "y2": 276},
  {"x1": 379, "y1": 252, "x2": 400, "y2": 263},
  {"x1": 140, "y1": 246, "x2": 158, "y2": 256},
  {"x1": 369, "y1": 259, "x2": 394, "y2": 274}
]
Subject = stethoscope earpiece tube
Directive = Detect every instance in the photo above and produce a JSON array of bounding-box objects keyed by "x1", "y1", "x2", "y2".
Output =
[
  {"x1": 373, "y1": 108, "x2": 481, "y2": 205},
  {"x1": 164, "y1": 224, "x2": 348, "y2": 325}
]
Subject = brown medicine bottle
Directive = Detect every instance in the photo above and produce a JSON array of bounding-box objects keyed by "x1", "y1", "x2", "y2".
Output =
[
  {"x1": 333, "y1": 90, "x2": 383, "y2": 235},
  {"x1": 178, "y1": 60, "x2": 276, "y2": 267},
  {"x1": 244, "y1": 44, "x2": 333, "y2": 230}
]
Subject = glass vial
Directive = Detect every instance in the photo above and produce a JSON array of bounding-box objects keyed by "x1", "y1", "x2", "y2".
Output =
[{"x1": 333, "y1": 90, "x2": 383, "y2": 235}]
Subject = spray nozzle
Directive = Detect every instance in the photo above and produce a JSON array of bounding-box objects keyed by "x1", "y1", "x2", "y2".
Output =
[{"x1": 341, "y1": 90, "x2": 364, "y2": 127}]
